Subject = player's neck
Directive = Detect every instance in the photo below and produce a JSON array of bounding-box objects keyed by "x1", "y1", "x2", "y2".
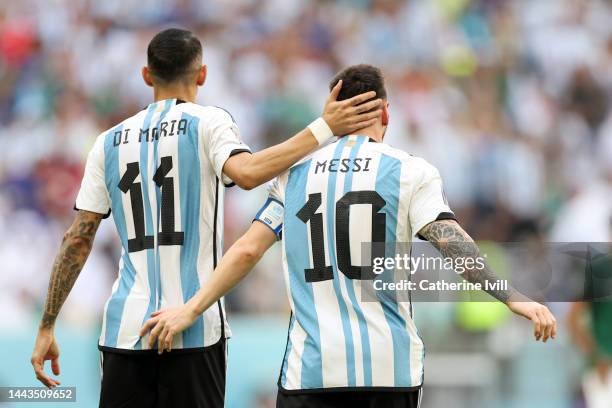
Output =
[
  {"x1": 351, "y1": 126, "x2": 384, "y2": 143},
  {"x1": 153, "y1": 84, "x2": 197, "y2": 103}
]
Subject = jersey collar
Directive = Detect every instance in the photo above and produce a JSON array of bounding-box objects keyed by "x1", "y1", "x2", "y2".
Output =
[{"x1": 143, "y1": 98, "x2": 186, "y2": 111}]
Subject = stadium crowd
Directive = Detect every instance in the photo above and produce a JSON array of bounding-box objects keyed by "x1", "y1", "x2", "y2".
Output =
[{"x1": 0, "y1": 0, "x2": 611, "y2": 405}]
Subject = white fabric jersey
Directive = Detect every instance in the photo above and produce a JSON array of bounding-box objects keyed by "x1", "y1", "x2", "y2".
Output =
[
  {"x1": 75, "y1": 99, "x2": 250, "y2": 351},
  {"x1": 254, "y1": 135, "x2": 454, "y2": 391}
]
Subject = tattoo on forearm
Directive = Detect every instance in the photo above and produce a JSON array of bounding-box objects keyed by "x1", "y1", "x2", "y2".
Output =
[
  {"x1": 419, "y1": 220, "x2": 515, "y2": 303},
  {"x1": 40, "y1": 211, "x2": 102, "y2": 329}
]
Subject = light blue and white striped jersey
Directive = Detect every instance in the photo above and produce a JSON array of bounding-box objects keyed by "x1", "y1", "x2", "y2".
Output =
[
  {"x1": 255, "y1": 135, "x2": 454, "y2": 391},
  {"x1": 75, "y1": 99, "x2": 250, "y2": 352}
]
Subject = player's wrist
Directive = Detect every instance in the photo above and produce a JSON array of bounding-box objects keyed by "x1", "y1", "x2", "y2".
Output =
[
  {"x1": 39, "y1": 312, "x2": 56, "y2": 331},
  {"x1": 37, "y1": 324, "x2": 54, "y2": 334},
  {"x1": 506, "y1": 289, "x2": 527, "y2": 305},
  {"x1": 308, "y1": 117, "x2": 334, "y2": 145},
  {"x1": 184, "y1": 300, "x2": 201, "y2": 320}
]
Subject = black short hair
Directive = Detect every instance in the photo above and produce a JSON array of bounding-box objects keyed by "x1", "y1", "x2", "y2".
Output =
[
  {"x1": 147, "y1": 28, "x2": 202, "y2": 84},
  {"x1": 329, "y1": 64, "x2": 387, "y2": 102}
]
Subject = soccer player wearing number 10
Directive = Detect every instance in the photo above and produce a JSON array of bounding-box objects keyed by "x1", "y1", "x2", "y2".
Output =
[
  {"x1": 142, "y1": 64, "x2": 559, "y2": 408},
  {"x1": 30, "y1": 29, "x2": 382, "y2": 407}
]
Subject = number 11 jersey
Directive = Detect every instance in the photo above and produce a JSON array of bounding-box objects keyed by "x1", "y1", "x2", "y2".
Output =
[
  {"x1": 75, "y1": 99, "x2": 250, "y2": 352},
  {"x1": 255, "y1": 134, "x2": 454, "y2": 391}
]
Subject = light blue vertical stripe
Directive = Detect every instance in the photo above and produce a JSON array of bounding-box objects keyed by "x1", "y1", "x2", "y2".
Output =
[
  {"x1": 421, "y1": 340, "x2": 425, "y2": 384},
  {"x1": 178, "y1": 112, "x2": 204, "y2": 347},
  {"x1": 152, "y1": 100, "x2": 174, "y2": 310},
  {"x1": 280, "y1": 313, "x2": 295, "y2": 386},
  {"x1": 134, "y1": 101, "x2": 171, "y2": 349},
  {"x1": 325, "y1": 137, "x2": 356, "y2": 386},
  {"x1": 284, "y1": 160, "x2": 323, "y2": 389},
  {"x1": 340, "y1": 135, "x2": 373, "y2": 386},
  {"x1": 103, "y1": 124, "x2": 139, "y2": 347},
  {"x1": 375, "y1": 154, "x2": 411, "y2": 386}
]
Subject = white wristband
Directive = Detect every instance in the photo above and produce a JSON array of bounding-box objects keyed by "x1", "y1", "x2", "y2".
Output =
[{"x1": 307, "y1": 117, "x2": 334, "y2": 145}]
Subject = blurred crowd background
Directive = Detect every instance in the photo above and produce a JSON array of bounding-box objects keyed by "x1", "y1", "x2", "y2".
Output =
[{"x1": 1, "y1": 0, "x2": 611, "y2": 407}]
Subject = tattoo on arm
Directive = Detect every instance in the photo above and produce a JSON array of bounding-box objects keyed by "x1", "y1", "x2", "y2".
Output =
[
  {"x1": 418, "y1": 220, "x2": 515, "y2": 303},
  {"x1": 40, "y1": 211, "x2": 103, "y2": 329}
]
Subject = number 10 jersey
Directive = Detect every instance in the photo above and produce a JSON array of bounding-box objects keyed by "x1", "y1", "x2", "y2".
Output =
[
  {"x1": 255, "y1": 135, "x2": 454, "y2": 391},
  {"x1": 75, "y1": 99, "x2": 250, "y2": 352}
]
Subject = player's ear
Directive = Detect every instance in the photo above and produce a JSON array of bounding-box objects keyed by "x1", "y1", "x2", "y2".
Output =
[
  {"x1": 142, "y1": 67, "x2": 154, "y2": 87},
  {"x1": 197, "y1": 65, "x2": 207, "y2": 86},
  {"x1": 381, "y1": 102, "x2": 390, "y2": 126}
]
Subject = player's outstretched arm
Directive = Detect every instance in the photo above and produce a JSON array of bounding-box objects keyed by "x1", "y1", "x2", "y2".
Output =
[
  {"x1": 223, "y1": 80, "x2": 382, "y2": 190},
  {"x1": 140, "y1": 221, "x2": 277, "y2": 353},
  {"x1": 31, "y1": 210, "x2": 103, "y2": 388},
  {"x1": 418, "y1": 219, "x2": 557, "y2": 342}
]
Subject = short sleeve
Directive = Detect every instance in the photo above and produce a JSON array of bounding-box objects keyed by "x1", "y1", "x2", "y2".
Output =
[
  {"x1": 74, "y1": 134, "x2": 111, "y2": 217},
  {"x1": 205, "y1": 108, "x2": 251, "y2": 187},
  {"x1": 253, "y1": 179, "x2": 284, "y2": 239},
  {"x1": 409, "y1": 164, "x2": 455, "y2": 236}
]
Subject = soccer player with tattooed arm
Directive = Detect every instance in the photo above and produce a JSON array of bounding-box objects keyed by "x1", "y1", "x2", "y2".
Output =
[
  {"x1": 30, "y1": 29, "x2": 383, "y2": 408},
  {"x1": 141, "y1": 64, "x2": 558, "y2": 408}
]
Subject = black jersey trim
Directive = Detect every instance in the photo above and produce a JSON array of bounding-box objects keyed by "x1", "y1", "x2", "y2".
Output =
[
  {"x1": 142, "y1": 98, "x2": 187, "y2": 111},
  {"x1": 98, "y1": 337, "x2": 225, "y2": 355},
  {"x1": 435, "y1": 212, "x2": 456, "y2": 221},
  {"x1": 416, "y1": 212, "x2": 457, "y2": 240},
  {"x1": 222, "y1": 148, "x2": 252, "y2": 188},
  {"x1": 73, "y1": 205, "x2": 111, "y2": 219},
  {"x1": 228, "y1": 148, "x2": 251, "y2": 157},
  {"x1": 213, "y1": 177, "x2": 226, "y2": 340},
  {"x1": 277, "y1": 384, "x2": 423, "y2": 395},
  {"x1": 277, "y1": 312, "x2": 294, "y2": 387},
  {"x1": 214, "y1": 106, "x2": 237, "y2": 124}
]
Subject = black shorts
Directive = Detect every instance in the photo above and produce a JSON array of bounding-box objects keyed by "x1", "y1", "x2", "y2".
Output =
[
  {"x1": 99, "y1": 339, "x2": 226, "y2": 408},
  {"x1": 276, "y1": 388, "x2": 422, "y2": 408}
]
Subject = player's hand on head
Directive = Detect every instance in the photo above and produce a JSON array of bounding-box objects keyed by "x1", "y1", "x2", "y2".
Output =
[
  {"x1": 31, "y1": 329, "x2": 61, "y2": 388},
  {"x1": 139, "y1": 305, "x2": 199, "y2": 354},
  {"x1": 507, "y1": 296, "x2": 557, "y2": 342},
  {"x1": 322, "y1": 79, "x2": 383, "y2": 136}
]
